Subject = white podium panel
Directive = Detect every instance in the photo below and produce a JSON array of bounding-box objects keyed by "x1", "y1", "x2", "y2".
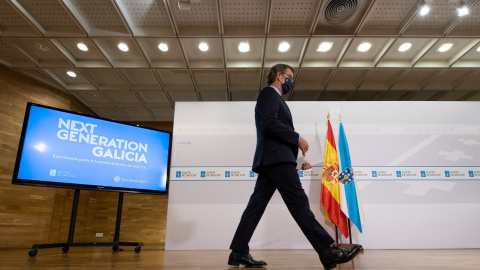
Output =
[{"x1": 166, "y1": 102, "x2": 480, "y2": 250}]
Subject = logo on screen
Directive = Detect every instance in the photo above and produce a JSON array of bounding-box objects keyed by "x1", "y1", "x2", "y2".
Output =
[
  {"x1": 225, "y1": 171, "x2": 230, "y2": 177},
  {"x1": 176, "y1": 171, "x2": 181, "y2": 178},
  {"x1": 114, "y1": 176, "x2": 120, "y2": 182},
  {"x1": 201, "y1": 171, "x2": 205, "y2": 178},
  {"x1": 50, "y1": 169, "x2": 56, "y2": 176},
  {"x1": 469, "y1": 171, "x2": 474, "y2": 177},
  {"x1": 250, "y1": 171, "x2": 255, "y2": 177},
  {"x1": 298, "y1": 171, "x2": 304, "y2": 177}
]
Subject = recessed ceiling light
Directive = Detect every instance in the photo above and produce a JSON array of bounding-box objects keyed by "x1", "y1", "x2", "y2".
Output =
[
  {"x1": 238, "y1": 42, "x2": 250, "y2": 53},
  {"x1": 35, "y1": 43, "x2": 49, "y2": 51},
  {"x1": 158, "y1": 43, "x2": 169, "y2": 52},
  {"x1": 317, "y1": 42, "x2": 333, "y2": 52},
  {"x1": 398, "y1": 43, "x2": 412, "y2": 52},
  {"x1": 118, "y1": 43, "x2": 129, "y2": 52},
  {"x1": 278, "y1": 42, "x2": 290, "y2": 52},
  {"x1": 457, "y1": 5, "x2": 469, "y2": 17},
  {"x1": 438, "y1": 43, "x2": 453, "y2": 52},
  {"x1": 419, "y1": 5, "x2": 430, "y2": 16},
  {"x1": 67, "y1": 71, "x2": 77, "y2": 77},
  {"x1": 199, "y1": 42, "x2": 209, "y2": 52},
  {"x1": 77, "y1": 43, "x2": 88, "y2": 51},
  {"x1": 357, "y1": 42, "x2": 371, "y2": 52},
  {"x1": 477, "y1": 46, "x2": 480, "y2": 52}
]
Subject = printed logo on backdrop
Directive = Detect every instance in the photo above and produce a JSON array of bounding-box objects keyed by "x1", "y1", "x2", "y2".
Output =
[
  {"x1": 299, "y1": 169, "x2": 320, "y2": 179},
  {"x1": 229, "y1": 170, "x2": 247, "y2": 177},
  {"x1": 180, "y1": 170, "x2": 197, "y2": 178},
  {"x1": 398, "y1": 170, "x2": 417, "y2": 177},
  {"x1": 375, "y1": 171, "x2": 393, "y2": 177},
  {"x1": 201, "y1": 171, "x2": 221, "y2": 178},
  {"x1": 171, "y1": 167, "x2": 255, "y2": 181},
  {"x1": 171, "y1": 166, "x2": 480, "y2": 181},
  {"x1": 351, "y1": 167, "x2": 479, "y2": 181},
  {"x1": 354, "y1": 169, "x2": 368, "y2": 178},
  {"x1": 446, "y1": 170, "x2": 466, "y2": 177},
  {"x1": 422, "y1": 171, "x2": 441, "y2": 177}
]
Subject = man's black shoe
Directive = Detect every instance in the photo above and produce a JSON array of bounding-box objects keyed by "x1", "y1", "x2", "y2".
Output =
[
  {"x1": 334, "y1": 244, "x2": 362, "y2": 257},
  {"x1": 228, "y1": 251, "x2": 267, "y2": 268},
  {"x1": 320, "y1": 244, "x2": 362, "y2": 270}
]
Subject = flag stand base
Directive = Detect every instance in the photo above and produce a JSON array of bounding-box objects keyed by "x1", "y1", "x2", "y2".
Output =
[{"x1": 335, "y1": 220, "x2": 363, "y2": 250}]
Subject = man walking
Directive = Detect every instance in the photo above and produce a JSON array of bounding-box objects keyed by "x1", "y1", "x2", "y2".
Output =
[{"x1": 228, "y1": 64, "x2": 361, "y2": 269}]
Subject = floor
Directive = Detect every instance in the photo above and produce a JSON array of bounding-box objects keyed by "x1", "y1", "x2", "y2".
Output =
[{"x1": 0, "y1": 246, "x2": 479, "y2": 269}]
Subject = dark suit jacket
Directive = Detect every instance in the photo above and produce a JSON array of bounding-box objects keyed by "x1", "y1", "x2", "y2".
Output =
[{"x1": 252, "y1": 86, "x2": 299, "y2": 172}]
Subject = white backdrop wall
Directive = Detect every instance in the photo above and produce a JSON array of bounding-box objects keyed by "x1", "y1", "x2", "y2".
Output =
[{"x1": 166, "y1": 101, "x2": 480, "y2": 250}]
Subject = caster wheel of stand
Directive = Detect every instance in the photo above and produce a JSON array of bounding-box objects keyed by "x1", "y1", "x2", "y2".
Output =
[
  {"x1": 112, "y1": 245, "x2": 119, "y2": 251},
  {"x1": 62, "y1": 246, "x2": 69, "y2": 253},
  {"x1": 28, "y1": 249, "x2": 38, "y2": 257},
  {"x1": 134, "y1": 246, "x2": 141, "y2": 253}
]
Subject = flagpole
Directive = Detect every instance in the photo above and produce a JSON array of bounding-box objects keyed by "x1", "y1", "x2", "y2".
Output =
[
  {"x1": 348, "y1": 219, "x2": 352, "y2": 244},
  {"x1": 338, "y1": 113, "x2": 343, "y2": 245},
  {"x1": 335, "y1": 226, "x2": 338, "y2": 244},
  {"x1": 330, "y1": 112, "x2": 337, "y2": 245}
]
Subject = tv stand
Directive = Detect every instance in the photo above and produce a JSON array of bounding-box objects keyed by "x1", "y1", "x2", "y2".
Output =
[{"x1": 28, "y1": 189, "x2": 143, "y2": 257}]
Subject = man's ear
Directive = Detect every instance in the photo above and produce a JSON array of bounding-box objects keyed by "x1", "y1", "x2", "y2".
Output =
[{"x1": 276, "y1": 72, "x2": 282, "y2": 80}]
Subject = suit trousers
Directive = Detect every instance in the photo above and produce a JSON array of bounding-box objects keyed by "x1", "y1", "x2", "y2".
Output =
[{"x1": 229, "y1": 162, "x2": 334, "y2": 258}]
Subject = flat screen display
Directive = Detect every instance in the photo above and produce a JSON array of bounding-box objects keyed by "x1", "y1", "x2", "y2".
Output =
[{"x1": 12, "y1": 103, "x2": 172, "y2": 195}]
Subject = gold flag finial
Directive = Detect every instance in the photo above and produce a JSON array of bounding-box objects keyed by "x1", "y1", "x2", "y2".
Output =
[
  {"x1": 339, "y1": 114, "x2": 342, "y2": 121},
  {"x1": 327, "y1": 113, "x2": 330, "y2": 120}
]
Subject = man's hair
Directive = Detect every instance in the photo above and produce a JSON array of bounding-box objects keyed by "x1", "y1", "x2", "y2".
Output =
[{"x1": 267, "y1": 64, "x2": 294, "y2": 85}]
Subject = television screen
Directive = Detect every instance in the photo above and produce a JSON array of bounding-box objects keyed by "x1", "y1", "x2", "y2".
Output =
[{"x1": 12, "y1": 103, "x2": 172, "y2": 195}]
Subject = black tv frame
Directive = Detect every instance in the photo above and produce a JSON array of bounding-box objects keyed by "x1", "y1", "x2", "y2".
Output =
[{"x1": 12, "y1": 102, "x2": 172, "y2": 195}]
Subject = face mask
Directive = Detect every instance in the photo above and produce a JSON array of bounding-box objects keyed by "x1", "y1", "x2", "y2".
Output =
[{"x1": 282, "y1": 77, "x2": 293, "y2": 95}]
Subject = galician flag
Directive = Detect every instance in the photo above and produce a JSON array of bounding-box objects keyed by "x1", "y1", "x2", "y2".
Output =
[
  {"x1": 321, "y1": 116, "x2": 349, "y2": 238},
  {"x1": 338, "y1": 120, "x2": 365, "y2": 233}
]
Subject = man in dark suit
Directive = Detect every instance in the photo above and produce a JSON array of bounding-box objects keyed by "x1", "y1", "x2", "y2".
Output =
[{"x1": 228, "y1": 64, "x2": 361, "y2": 269}]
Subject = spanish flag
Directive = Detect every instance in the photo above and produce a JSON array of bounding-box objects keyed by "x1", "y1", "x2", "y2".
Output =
[{"x1": 321, "y1": 117, "x2": 349, "y2": 238}]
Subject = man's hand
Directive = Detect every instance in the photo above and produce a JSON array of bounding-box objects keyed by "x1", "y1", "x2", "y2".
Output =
[
  {"x1": 301, "y1": 162, "x2": 312, "y2": 170},
  {"x1": 298, "y1": 137, "x2": 309, "y2": 156}
]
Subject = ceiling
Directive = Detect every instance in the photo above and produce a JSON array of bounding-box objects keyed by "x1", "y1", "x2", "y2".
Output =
[{"x1": 1, "y1": 0, "x2": 480, "y2": 122}]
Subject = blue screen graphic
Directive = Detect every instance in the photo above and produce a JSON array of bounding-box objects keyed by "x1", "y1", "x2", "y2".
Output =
[{"x1": 16, "y1": 105, "x2": 171, "y2": 193}]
